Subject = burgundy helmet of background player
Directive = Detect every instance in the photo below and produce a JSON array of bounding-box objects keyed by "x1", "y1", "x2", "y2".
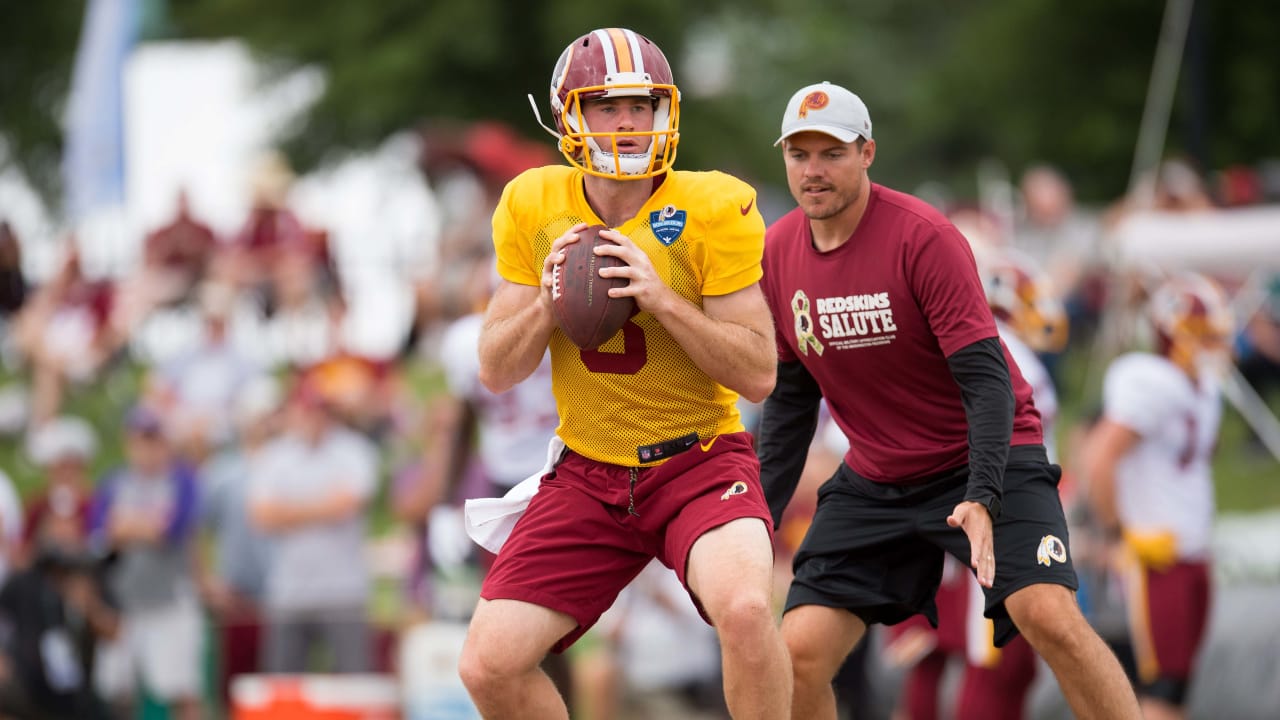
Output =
[
  {"x1": 1147, "y1": 271, "x2": 1234, "y2": 375},
  {"x1": 543, "y1": 28, "x2": 680, "y2": 180},
  {"x1": 978, "y1": 247, "x2": 1069, "y2": 353}
]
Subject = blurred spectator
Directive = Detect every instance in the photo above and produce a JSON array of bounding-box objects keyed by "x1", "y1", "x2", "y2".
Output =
[
  {"x1": 1082, "y1": 272, "x2": 1233, "y2": 720},
  {"x1": 410, "y1": 121, "x2": 554, "y2": 342},
  {"x1": 305, "y1": 352, "x2": 397, "y2": 439},
  {"x1": 249, "y1": 241, "x2": 346, "y2": 369},
  {"x1": 1107, "y1": 157, "x2": 1218, "y2": 227},
  {"x1": 226, "y1": 151, "x2": 309, "y2": 290},
  {"x1": 1235, "y1": 272, "x2": 1280, "y2": 406},
  {"x1": 1152, "y1": 158, "x2": 1216, "y2": 213},
  {"x1": 249, "y1": 377, "x2": 378, "y2": 674},
  {"x1": 136, "y1": 188, "x2": 217, "y2": 312},
  {"x1": 21, "y1": 417, "x2": 97, "y2": 567},
  {"x1": 0, "y1": 536, "x2": 118, "y2": 720},
  {"x1": 0, "y1": 220, "x2": 26, "y2": 320},
  {"x1": 1213, "y1": 164, "x2": 1264, "y2": 207},
  {"x1": 1013, "y1": 165, "x2": 1103, "y2": 345},
  {"x1": 0, "y1": 470, "x2": 19, "y2": 590},
  {"x1": 144, "y1": 281, "x2": 262, "y2": 463},
  {"x1": 89, "y1": 405, "x2": 203, "y2": 720},
  {"x1": 199, "y1": 375, "x2": 280, "y2": 711},
  {"x1": 10, "y1": 247, "x2": 122, "y2": 425}
]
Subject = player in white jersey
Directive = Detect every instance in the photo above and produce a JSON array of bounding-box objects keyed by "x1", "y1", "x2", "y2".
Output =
[
  {"x1": 439, "y1": 311, "x2": 558, "y2": 491},
  {"x1": 1083, "y1": 271, "x2": 1233, "y2": 720}
]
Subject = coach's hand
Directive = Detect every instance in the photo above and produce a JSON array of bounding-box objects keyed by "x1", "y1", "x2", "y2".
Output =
[{"x1": 948, "y1": 501, "x2": 995, "y2": 588}]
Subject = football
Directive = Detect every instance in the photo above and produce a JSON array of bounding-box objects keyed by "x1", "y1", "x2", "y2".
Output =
[{"x1": 551, "y1": 225, "x2": 635, "y2": 350}]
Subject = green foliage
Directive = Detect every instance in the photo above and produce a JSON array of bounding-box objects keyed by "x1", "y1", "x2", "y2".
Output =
[
  {"x1": 4, "y1": 2, "x2": 1280, "y2": 209},
  {"x1": 0, "y1": 1, "x2": 85, "y2": 206}
]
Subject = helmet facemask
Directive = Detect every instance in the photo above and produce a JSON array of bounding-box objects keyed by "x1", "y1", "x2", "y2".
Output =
[
  {"x1": 535, "y1": 28, "x2": 681, "y2": 181},
  {"x1": 557, "y1": 78, "x2": 679, "y2": 180}
]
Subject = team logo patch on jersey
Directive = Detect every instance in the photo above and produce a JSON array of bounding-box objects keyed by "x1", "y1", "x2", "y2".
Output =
[
  {"x1": 791, "y1": 290, "x2": 824, "y2": 356},
  {"x1": 650, "y1": 205, "x2": 687, "y2": 246},
  {"x1": 1036, "y1": 535, "x2": 1067, "y2": 567},
  {"x1": 720, "y1": 481, "x2": 749, "y2": 501}
]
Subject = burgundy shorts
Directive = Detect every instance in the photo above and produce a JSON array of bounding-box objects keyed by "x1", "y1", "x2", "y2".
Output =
[
  {"x1": 481, "y1": 431, "x2": 772, "y2": 652},
  {"x1": 1127, "y1": 559, "x2": 1211, "y2": 682}
]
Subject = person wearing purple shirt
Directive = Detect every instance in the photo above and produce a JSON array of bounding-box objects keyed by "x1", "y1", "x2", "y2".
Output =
[{"x1": 88, "y1": 405, "x2": 202, "y2": 720}]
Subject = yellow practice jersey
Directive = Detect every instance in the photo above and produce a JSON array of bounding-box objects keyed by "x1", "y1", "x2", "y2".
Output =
[{"x1": 493, "y1": 165, "x2": 765, "y2": 467}]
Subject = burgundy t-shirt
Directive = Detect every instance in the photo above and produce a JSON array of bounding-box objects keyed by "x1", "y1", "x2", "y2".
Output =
[{"x1": 761, "y1": 183, "x2": 1043, "y2": 482}]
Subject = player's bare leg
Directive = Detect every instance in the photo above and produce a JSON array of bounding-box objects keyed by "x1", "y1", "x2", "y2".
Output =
[
  {"x1": 1005, "y1": 583, "x2": 1143, "y2": 720},
  {"x1": 687, "y1": 518, "x2": 792, "y2": 719},
  {"x1": 780, "y1": 604, "x2": 865, "y2": 720},
  {"x1": 1139, "y1": 696, "x2": 1185, "y2": 720},
  {"x1": 458, "y1": 598, "x2": 578, "y2": 719}
]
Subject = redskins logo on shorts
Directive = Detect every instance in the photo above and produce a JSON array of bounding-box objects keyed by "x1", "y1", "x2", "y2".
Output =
[
  {"x1": 720, "y1": 481, "x2": 749, "y2": 501},
  {"x1": 1036, "y1": 535, "x2": 1067, "y2": 567}
]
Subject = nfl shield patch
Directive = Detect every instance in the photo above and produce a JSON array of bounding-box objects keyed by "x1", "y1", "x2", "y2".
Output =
[{"x1": 650, "y1": 206, "x2": 687, "y2": 246}]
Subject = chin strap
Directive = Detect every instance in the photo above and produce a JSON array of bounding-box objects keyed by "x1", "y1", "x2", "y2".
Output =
[{"x1": 527, "y1": 94, "x2": 561, "y2": 141}]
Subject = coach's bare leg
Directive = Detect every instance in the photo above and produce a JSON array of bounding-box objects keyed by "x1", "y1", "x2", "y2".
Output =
[
  {"x1": 687, "y1": 518, "x2": 792, "y2": 719},
  {"x1": 1005, "y1": 583, "x2": 1143, "y2": 720},
  {"x1": 780, "y1": 604, "x2": 865, "y2": 720},
  {"x1": 459, "y1": 598, "x2": 577, "y2": 719}
]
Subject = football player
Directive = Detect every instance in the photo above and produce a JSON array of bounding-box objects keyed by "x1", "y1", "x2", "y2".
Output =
[
  {"x1": 1083, "y1": 271, "x2": 1233, "y2": 720},
  {"x1": 457, "y1": 28, "x2": 790, "y2": 719}
]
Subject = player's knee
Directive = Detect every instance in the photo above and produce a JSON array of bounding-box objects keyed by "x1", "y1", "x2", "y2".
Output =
[
  {"x1": 1007, "y1": 584, "x2": 1089, "y2": 651},
  {"x1": 784, "y1": 631, "x2": 840, "y2": 684},
  {"x1": 458, "y1": 635, "x2": 513, "y2": 698},
  {"x1": 709, "y1": 591, "x2": 774, "y2": 644}
]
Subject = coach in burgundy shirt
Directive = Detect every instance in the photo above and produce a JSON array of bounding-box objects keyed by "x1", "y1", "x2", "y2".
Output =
[{"x1": 756, "y1": 81, "x2": 1142, "y2": 720}]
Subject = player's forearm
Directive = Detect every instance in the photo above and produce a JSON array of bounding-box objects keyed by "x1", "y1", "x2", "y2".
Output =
[
  {"x1": 656, "y1": 294, "x2": 775, "y2": 401},
  {"x1": 477, "y1": 304, "x2": 556, "y2": 393},
  {"x1": 651, "y1": 285, "x2": 777, "y2": 401}
]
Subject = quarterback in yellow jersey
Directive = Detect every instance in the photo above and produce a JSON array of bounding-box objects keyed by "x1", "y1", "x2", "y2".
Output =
[
  {"x1": 492, "y1": 164, "x2": 764, "y2": 465},
  {"x1": 458, "y1": 27, "x2": 791, "y2": 720}
]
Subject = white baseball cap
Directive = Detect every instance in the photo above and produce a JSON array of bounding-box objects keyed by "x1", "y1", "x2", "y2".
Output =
[
  {"x1": 27, "y1": 416, "x2": 98, "y2": 466},
  {"x1": 775, "y1": 81, "x2": 873, "y2": 146}
]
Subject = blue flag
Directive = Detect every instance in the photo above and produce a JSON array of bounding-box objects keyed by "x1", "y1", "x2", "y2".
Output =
[{"x1": 62, "y1": 0, "x2": 141, "y2": 221}]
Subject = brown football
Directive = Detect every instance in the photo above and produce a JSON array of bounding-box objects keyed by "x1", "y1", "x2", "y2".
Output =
[{"x1": 550, "y1": 225, "x2": 635, "y2": 350}]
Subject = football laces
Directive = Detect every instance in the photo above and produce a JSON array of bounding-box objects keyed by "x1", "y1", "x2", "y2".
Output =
[{"x1": 551, "y1": 262, "x2": 563, "y2": 300}]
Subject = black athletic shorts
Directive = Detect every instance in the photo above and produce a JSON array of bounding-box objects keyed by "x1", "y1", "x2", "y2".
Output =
[{"x1": 786, "y1": 444, "x2": 1077, "y2": 648}]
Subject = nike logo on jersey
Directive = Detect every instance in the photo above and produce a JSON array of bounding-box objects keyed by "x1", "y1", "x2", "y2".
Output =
[{"x1": 739, "y1": 199, "x2": 754, "y2": 216}]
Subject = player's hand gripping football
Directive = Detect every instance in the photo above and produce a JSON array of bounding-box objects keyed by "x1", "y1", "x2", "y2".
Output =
[
  {"x1": 948, "y1": 501, "x2": 995, "y2": 588},
  {"x1": 541, "y1": 222, "x2": 589, "y2": 313},
  {"x1": 593, "y1": 228, "x2": 670, "y2": 315}
]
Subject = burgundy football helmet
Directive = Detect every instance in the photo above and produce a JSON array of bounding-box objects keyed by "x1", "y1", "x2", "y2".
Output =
[
  {"x1": 536, "y1": 28, "x2": 680, "y2": 180},
  {"x1": 979, "y1": 248, "x2": 1069, "y2": 353},
  {"x1": 1148, "y1": 272, "x2": 1233, "y2": 374}
]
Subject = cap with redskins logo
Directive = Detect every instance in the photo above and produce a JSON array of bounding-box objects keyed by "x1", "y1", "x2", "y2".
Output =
[{"x1": 776, "y1": 81, "x2": 873, "y2": 146}]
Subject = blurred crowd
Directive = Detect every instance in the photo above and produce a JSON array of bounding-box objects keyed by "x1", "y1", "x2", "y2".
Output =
[{"x1": 0, "y1": 125, "x2": 1278, "y2": 720}]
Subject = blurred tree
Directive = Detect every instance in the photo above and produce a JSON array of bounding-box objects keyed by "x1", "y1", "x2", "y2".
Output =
[
  {"x1": 0, "y1": 1, "x2": 85, "y2": 203},
  {"x1": 3, "y1": 1, "x2": 1279, "y2": 209}
]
